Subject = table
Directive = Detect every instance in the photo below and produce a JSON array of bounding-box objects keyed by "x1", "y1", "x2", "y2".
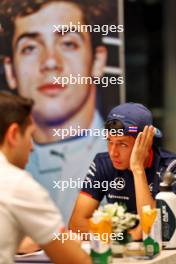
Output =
[
  {"x1": 15, "y1": 250, "x2": 50, "y2": 263},
  {"x1": 112, "y1": 250, "x2": 176, "y2": 264},
  {"x1": 15, "y1": 246, "x2": 176, "y2": 264}
]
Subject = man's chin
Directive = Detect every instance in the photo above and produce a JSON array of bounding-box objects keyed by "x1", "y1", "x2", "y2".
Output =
[{"x1": 33, "y1": 108, "x2": 78, "y2": 127}]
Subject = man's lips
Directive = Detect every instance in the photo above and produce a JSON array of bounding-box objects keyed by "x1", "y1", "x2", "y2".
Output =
[
  {"x1": 113, "y1": 160, "x2": 122, "y2": 165},
  {"x1": 38, "y1": 83, "x2": 66, "y2": 95}
]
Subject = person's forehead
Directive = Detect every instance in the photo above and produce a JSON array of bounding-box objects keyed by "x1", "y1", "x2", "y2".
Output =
[
  {"x1": 108, "y1": 134, "x2": 135, "y2": 143},
  {"x1": 13, "y1": 2, "x2": 84, "y2": 43}
]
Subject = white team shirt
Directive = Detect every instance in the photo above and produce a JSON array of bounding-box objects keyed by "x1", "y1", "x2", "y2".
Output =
[{"x1": 0, "y1": 152, "x2": 64, "y2": 264}]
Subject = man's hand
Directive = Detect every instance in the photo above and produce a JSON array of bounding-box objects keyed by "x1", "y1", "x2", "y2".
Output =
[
  {"x1": 129, "y1": 126, "x2": 156, "y2": 219},
  {"x1": 130, "y1": 125, "x2": 155, "y2": 172}
]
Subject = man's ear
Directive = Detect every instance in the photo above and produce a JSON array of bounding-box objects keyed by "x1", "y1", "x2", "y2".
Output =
[
  {"x1": 5, "y1": 123, "x2": 20, "y2": 147},
  {"x1": 3, "y1": 57, "x2": 17, "y2": 90},
  {"x1": 91, "y1": 46, "x2": 107, "y2": 78}
]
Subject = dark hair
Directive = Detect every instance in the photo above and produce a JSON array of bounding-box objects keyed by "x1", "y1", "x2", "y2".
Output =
[
  {"x1": 0, "y1": 91, "x2": 34, "y2": 144},
  {"x1": 105, "y1": 119, "x2": 124, "y2": 131},
  {"x1": 0, "y1": 0, "x2": 116, "y2": 57}
]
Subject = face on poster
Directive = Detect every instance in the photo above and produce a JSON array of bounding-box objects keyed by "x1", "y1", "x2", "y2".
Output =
[
  {"x1": 0, "y1": 0, "x2": 121, "y2": 143},
  {"x1": 0, "y1": 0, "x2": 123, "y2": 224}
]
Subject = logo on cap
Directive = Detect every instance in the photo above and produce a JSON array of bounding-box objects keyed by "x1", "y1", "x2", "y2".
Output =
[
  {"x1": 112, "y1": 114, "x2": 125, "y2": 119},
  {"x1": 128, "y1": 126, "x2": 138, "y2": 133}
]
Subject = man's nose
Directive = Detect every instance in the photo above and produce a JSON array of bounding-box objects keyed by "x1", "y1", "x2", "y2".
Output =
[
  {"x1": 110, "y1": 144, "x2": 119, "y2": 158},
  {"x1": 40, "y1": 48, "x2": 63, "y2": 72}
]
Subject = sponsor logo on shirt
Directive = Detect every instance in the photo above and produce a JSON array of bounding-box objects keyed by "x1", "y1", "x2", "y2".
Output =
[
  {"x1": 108, "y1": 193, "x2": 129, "y2": 200},
  {"x1": 114, "y1": 177, "x2": 126, "y2": 190}
]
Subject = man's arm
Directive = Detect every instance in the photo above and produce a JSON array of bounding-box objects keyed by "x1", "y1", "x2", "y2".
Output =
[
  {"x1": 130, "y1": 126, "x2": 156, "y2": 217},
  {"x1": 18, "y1": 194, "x2": 100, "y2": 252},
  {"x1": 129, "y1": 126, "x2": 156, "y2": 239},
  {"x1": 42, "y1": 238, "x2": 92, "y2": 264},
  {"x1": 68, "y1": 193, "x2": 100, "y2": 233},
  {"x1": 132, "y1": 167, "x2": 156, "y2": 217}
]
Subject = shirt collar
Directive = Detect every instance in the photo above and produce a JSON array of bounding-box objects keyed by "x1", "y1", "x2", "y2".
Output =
[{"x1": 30, "y1": 111, "x2": 105, "y2": 172}]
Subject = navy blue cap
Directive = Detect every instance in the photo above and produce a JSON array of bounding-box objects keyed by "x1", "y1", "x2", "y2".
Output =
[{"x1": 106, "y1": 102, "x2": 162, "y2": 138}]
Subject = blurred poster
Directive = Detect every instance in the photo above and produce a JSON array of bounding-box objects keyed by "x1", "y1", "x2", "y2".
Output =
[{"x1": 0, "y1": 0, "x2": 123, "y2": 224}]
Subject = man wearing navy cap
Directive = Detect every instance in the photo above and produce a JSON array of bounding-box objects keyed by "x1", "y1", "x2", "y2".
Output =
[{"x1": 69, "y1": 103, "x2": 176, "y2": 240}]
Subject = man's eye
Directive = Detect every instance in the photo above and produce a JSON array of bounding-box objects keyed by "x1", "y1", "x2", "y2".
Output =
[
  {"x1": 120, "y1": 143, "x2": 127, "y2": 147},
  {"x1": 21, "y1": 45, "x2": 36, "y2": 54},
  {"x1": 61, "y1": 40, "x2": 78, "y2": 50}
]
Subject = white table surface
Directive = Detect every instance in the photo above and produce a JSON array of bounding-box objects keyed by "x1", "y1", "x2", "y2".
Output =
[
  {"x1": 111, "y1": 249, "x2": 176, "y2": 264},
  {"x1": 15, "y1": 244, "x2": 176, "y2": 264}
]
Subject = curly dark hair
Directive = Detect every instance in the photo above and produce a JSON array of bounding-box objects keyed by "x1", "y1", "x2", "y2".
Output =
[{"x1": 0, "y1": 0, "x2": 117, "y2": 57}]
